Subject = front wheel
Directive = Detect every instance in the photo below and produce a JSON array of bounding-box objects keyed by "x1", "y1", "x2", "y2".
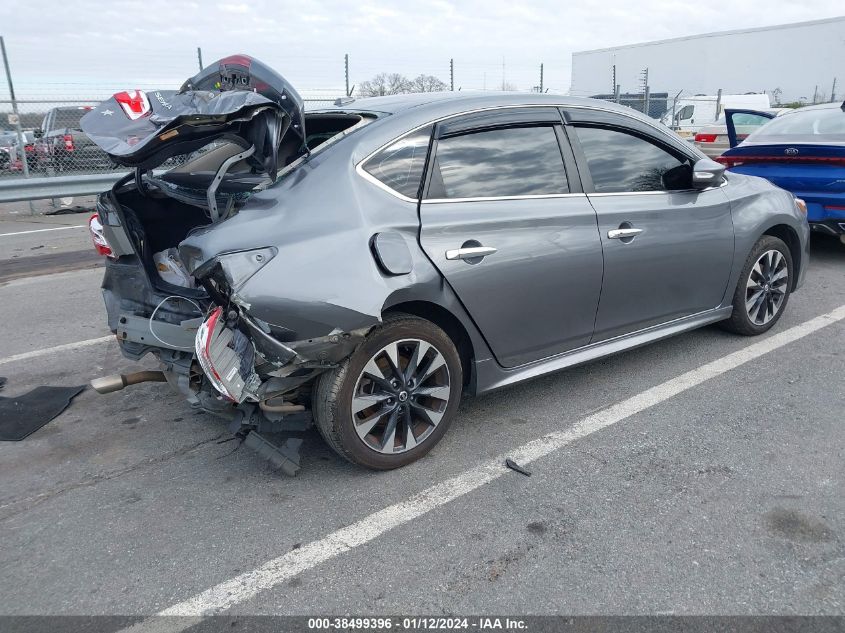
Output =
[
  {"x1": 720, "y1": 235, "x2": 793, "y2": 336},
  {"x1": 314, "y1": 314, "x2": 463, "y2": 470}
]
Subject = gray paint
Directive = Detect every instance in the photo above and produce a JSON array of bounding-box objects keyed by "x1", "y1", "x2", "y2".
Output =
[
  {"x1": 419, "y1": 195, "x2": 603, "y2": 367},
  {"x1": 147, "y1": 92, "x2": 806, "y2": 396},
  {"x1": 587, "y1": 187, "x2": 735, "y2": 341}
]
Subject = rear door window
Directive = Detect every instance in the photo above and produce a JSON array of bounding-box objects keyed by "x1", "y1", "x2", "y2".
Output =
[
  {"x1": 427, "y1": 125, "x2": 569, "y2": 199},
  {"x1": 361, "y1": 125, "x2": 433, "y2": 199},
  {"x1": 573, "y1": 126, "x2": 689, "y2": 193}
]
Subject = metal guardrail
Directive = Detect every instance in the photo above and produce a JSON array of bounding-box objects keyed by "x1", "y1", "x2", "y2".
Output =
[{"x1": 0, "y1": 172, "x2": 127, "y2": 203}]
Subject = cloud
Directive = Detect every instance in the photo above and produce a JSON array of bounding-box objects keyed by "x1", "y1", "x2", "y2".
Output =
[
  {"x1": 218, "y1": 2, "x2": 250, "y2": 13},
  {"x1": 0, "y1": 0, "x2": 843, "y2": 98}
]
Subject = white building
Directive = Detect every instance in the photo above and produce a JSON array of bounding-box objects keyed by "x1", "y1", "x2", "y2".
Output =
[{"x1": 570, "y1": 16, "x2": 845, "y2": 104}]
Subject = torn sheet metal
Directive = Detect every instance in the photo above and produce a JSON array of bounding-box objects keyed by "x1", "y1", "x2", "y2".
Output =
[{"x1": 80, "y1": 55, "x2": 305, "y2": 180}]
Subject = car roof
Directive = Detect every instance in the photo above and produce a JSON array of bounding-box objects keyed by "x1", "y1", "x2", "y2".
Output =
[
  {"x1": 321, "y1": 91, "x2": 647, "y2": 119},
  {"x1": 779, "y1": 101, "x2": 844, "y2": 115},
  {"x1": 319, "y1": 91, "x2": 692, "y2": 164}
]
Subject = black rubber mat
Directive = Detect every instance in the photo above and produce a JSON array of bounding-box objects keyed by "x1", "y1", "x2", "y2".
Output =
[{"x1": 0, "y1": 385, "x2": 85, "y2": 441}]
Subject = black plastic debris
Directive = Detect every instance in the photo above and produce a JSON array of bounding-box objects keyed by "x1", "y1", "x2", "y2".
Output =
[
  {"x1": 45, "y1": 206, "x2": 95, "y2": 216},
  {"x1": 505, "y1": 458, "x2": 532, "y2": 477},
  {"x1": 244, "y1": 431, "x2": 302, "y2": 476},
  {"x1": 0, "y1": 385, "x2": 85, "y2": 441}
]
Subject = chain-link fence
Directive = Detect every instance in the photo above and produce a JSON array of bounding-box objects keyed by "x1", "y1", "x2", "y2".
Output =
[{"x1": 0, "y1": 92, "x2": 344, "y2": 181}]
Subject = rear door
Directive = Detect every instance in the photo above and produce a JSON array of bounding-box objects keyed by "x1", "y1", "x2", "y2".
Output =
[
  {"x1": 725, "y1": 109, "x2": 776, "y2": 148},
  {"x1": 566, "y1": 109, "x2": 735, "y2": 342},
  {"x1": 418, "y1": 107, "x2": 604, "y2": 368}
]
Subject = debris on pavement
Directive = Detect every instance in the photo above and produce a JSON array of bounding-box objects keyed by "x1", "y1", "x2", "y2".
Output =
[
  {"x1": 45, "y1": 206, "x2": 95, "y2": 216},
  {"x1": 0, "y1": 385, "x2": 85, "y2": 441},
  {"x1": 505, "y1": 458, "x2": 532, "y2": 477},
  {"x1": 244, "y1": 431, "x2": 303, "y2": 476}
]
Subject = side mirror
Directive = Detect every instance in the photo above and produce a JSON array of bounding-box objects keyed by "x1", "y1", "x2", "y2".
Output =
[{"x1": 692, "y1": 158, "x2": 725, "y2": 189}]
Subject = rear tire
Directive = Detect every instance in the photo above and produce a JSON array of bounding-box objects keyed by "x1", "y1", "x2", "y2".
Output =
[
  {"x1": 720, "y1": 235, "x2": 793, "y2": 336},
  {"x1": 313, "y1": 314, "x2": 462, "y2": 470}
]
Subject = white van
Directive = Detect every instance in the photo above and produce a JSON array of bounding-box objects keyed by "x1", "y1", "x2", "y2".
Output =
[{"x1": 661, "y1": 94, "x2": 771, "y2": 137}]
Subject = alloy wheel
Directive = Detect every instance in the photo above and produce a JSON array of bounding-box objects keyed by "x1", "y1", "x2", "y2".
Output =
[
  {"x1": 745, "y1": 249, "x2": 789, "y2": 325},
  {"x1": 351, "y1": 339, "x2": 451, "y2": 454}
]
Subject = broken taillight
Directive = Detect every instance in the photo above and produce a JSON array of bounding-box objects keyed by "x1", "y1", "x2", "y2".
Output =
[
  {"x1": 63, "y1": 134, "x2": 74, "y2": 151},
  {"x1": 114, "y1": 90, "x2": 151, "y2": 120},
  {"x1": 194, "y1": 307, "x2": 235, "y2": 401},
  {"x1": 694, "y1": 133, "x2": 718, "y2": 143},
  {"x1": 88, "y1": 213, "x2": 115, "y2": 258}
]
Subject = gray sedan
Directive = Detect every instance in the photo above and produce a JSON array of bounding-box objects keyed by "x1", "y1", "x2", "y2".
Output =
[{"x1": 82, "y1": 57, "x2": 809, "y2": 471}]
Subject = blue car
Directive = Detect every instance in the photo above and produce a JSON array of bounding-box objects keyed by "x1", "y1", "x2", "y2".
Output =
[{"x1": 718, "y1": 102, "x2": 845, "y2": 244}]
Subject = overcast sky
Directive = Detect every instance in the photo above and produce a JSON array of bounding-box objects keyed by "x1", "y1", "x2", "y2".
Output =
[{"x1": 1, "y1": 0, "x2": 843, "y2": 101}]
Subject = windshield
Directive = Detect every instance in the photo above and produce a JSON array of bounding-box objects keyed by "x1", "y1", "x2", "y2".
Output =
[{"x1": 745, "y1": 106, "x2": 845, "y2": 143}]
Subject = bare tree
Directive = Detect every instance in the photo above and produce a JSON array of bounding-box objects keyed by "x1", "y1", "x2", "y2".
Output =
[
  {"x1": 358, "y1": 73, "x2": 411, "y2": 97},
  {"x1": 500, "y1": 81, "x2": 518, "y2": 91},
  {"x1": 358, "y1": 73, "x2": 448, "y2": 97},
  {"x1": 407, "y1": 74, "x2": 448, "y2": 92}
]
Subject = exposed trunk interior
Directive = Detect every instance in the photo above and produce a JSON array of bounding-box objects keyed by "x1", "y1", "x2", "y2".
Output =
[{"x1": 116, "y1": 111, "x2": 371, "y2": 288}]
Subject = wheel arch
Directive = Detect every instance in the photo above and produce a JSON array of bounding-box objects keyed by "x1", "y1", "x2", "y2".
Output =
[
  {"x1": 762, "y1": 223, "x2": 802, "y2": 291},
  {"x1": 383, "y1": 300, "x2": 476, "y2": 392}
]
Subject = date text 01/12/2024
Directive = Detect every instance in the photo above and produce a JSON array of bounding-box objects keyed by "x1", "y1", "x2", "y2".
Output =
[{"x1": 306, "y1": 617, "x2": 528, "y2": 630}]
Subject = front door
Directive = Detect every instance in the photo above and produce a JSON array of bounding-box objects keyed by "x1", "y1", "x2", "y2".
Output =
[
  {"x1": 419, "y1": 109, "x2": 604, "y2": 368},
  {"x1": 569, "y1": 124, "x2": 735, "y2": 342}
]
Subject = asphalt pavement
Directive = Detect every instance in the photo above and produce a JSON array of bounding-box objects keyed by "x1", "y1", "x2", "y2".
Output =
[{"x1": 0, "y1": 217, "x2": 843, "y2": 619}]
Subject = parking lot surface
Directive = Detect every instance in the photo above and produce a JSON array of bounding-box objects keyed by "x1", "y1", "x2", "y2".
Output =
[{"x1": 0, "y1": 218, "x2": 843, "y2": 617}]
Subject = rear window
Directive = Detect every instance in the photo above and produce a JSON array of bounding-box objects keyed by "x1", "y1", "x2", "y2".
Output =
[
  {"x1": 362, "y1": 125, "x2": 433, "y2": 199},
  {"x1": 746, "y1": 107, "x2": 845, "y2": 143}
]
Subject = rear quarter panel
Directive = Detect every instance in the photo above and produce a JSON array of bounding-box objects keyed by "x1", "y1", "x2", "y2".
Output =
[{"x1": 179, "y1": 130, "x2": 496, "y2": 372}]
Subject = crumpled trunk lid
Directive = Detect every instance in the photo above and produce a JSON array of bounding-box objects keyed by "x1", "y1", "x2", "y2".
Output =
[{"x1": 80, "y1": 55, "x2": 305, "y2": 181}]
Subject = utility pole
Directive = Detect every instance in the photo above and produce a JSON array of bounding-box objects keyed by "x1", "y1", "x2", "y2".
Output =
[
  {"x1": 501, "y1": 56, "x2": 506, "y2": 91},
  {"x1": 715, "y1": 88, "x2": 723, "y2": 118},
  {"x1": 614, "y1": 84, "x2": 621, "y2": 103},
  {"x1": 1, "y1": 36, "x2": 30, "y2": 180},
  {"x1": 539, "y1": 63, "x2": 544, "y2": 93},
  {"x1": 611, "y1": 64, "x2": 616, "y2": 95},
  {"x1": 345, "y1": 54, "x2": 350, "y2": 96},
  {"x1": 450, "y1": 58, "x2": 454, "y2": 91},
  {"x1": 644, "y1": 85, "x2": 651, "y2": 118},
  {"x1": 832, "y1": 77, "x2": 838, "y2": 102},
  {"x1": 671, "y1": 89, "x2": 683, "y2": 130},
  {"x1": 812, "y1": 84, "x2": 819, "y2": 104},
  {"x1": 196, "y1": 47, "x2": 203, "y2": 72},
  {"x1": 639, "y1": 67, "x2": 649, "y2": 114}
]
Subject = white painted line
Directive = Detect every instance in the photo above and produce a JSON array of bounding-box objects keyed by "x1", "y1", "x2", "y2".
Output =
[
  {"x1": 0, "y1": 335, "x2": 114, "y2": 367},
  {"x1": 0, "y1": 225, "x2": 86, "y2": 238},
  {"x1": 119, "y1": 304, "x2": 845, "y2": 629}
]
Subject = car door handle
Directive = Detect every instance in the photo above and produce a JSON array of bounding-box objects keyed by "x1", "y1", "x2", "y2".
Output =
[
  {"x1": 445, "y1": 246, "x2": 498, "y2": 260},
  {"x1": 607, "y1": 228, "x2": 643, "y2": 240}
]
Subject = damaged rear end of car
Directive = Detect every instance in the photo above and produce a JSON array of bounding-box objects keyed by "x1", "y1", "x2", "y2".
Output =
[{"x1": 83, "y1": 55, "x2": 381, "y2": 472}]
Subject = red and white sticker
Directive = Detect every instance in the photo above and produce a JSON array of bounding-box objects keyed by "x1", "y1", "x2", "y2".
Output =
[{"x1": 113, "y1": 90, "x2": 151, "y2": 120}]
